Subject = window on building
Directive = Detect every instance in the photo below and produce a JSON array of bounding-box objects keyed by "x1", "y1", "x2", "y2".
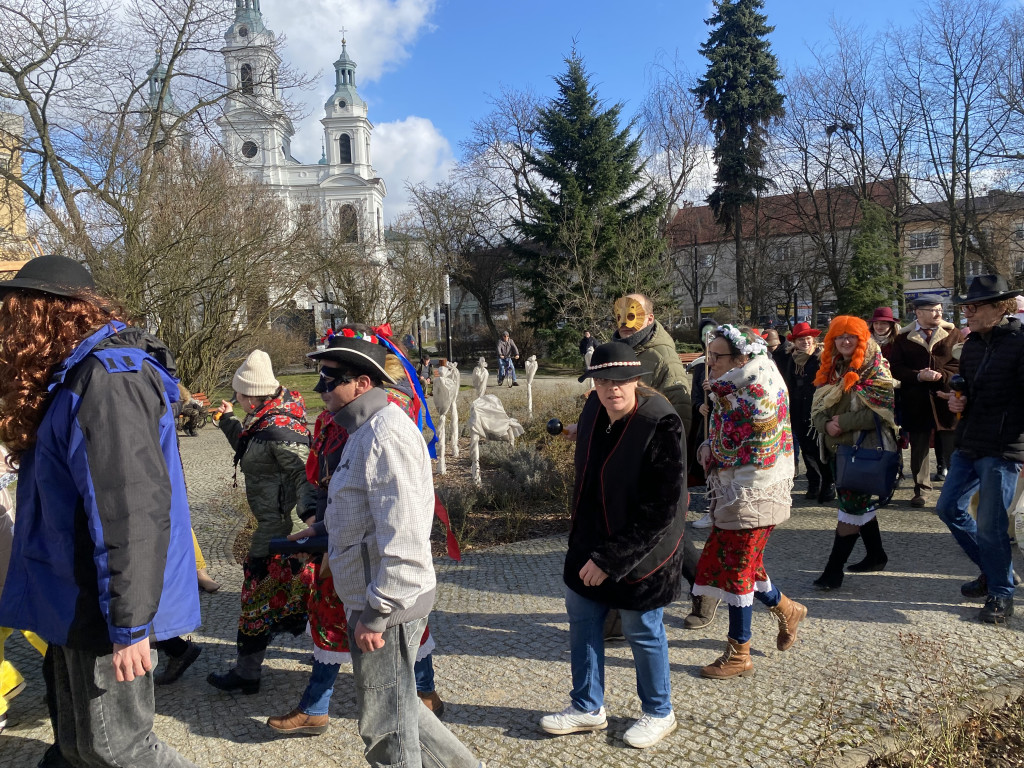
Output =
[
  {"x1": 699, "y1": 253, "x2": 713, "y2": 268},
  {"x1": 337, "y1": 204, "x2": 358, "y2": 243},
  {"x1": 966, "y1": 260, "x2": 986, "y2": 278},
  {"x1": 1014, "y1": 257, "x2": 1024, "y2": 276},
  {"x1": 777, "y1": 244, "x2": 797, "y2": 260},
  {"x1": 908, "y1": 230, "x2": 939, "y2": 250},
  {"x1": 705, "y1": 280, "x2": 719, "y2": 295},
  {"x1": 338, "y1": 134, "x2": 352, "y2": 164},
  {"x1": 240, "y1": 63, "x2": 254, "y2": 95},
  {"x1": 1014, "y1": 223, "x2": 1024, "y2": 241},
  {"x1": 909, "y1": 263, "x2": 940, "y2": 281}
]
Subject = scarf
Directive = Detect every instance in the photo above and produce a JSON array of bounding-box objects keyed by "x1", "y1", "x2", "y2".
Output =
[
  {"x1": 233, "y1": 388, "x2": 310, "y2": 470},
  {"x1": 791, "y1": 347, "x2": 815, "y2": 377},
  {"x1": 810, "y1": 341, "x2": 896, "y2": 430},
  {"x1": 615, "y1": 321, "x2": 656, "y2": 350}
]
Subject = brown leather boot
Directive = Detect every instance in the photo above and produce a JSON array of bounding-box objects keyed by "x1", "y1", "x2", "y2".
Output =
[
  {"x1": 418, "y1": 690, "x2": 445, "y2": 719},
  {"x1": 769, "y1": 594, "x2": 807, "y2": 651},
  {"x1": 700, "y1": 638, "x2": 754, "y2": 679},
  {"x1": 266, "y1": 708, "x2": 329, "y2": 735}
]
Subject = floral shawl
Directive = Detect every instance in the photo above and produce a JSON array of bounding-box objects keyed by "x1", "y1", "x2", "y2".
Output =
[
  {"x1": 706, "y1": 356, "x2": 795, "y2": 518},
  {"x1": 810, "y1": 341, "x2": 896, "y2": 432},
  {"x1": 233, "y1": 387, "x2": 309, "y2": 468}
]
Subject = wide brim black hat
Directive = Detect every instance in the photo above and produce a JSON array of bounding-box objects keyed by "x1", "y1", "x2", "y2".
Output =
[
  {"x1": 307, "y1": 333, "x2": 397, "y2": 385},
  {"x1": 578, "y1": 341, "x2": 652, "y2": 383},
  {"x1": 953, "y1": 274, "x2": 1020, "y2": 305},
  {"x1": 0, "y1": 255, "x2": 96, "y2": 300}
]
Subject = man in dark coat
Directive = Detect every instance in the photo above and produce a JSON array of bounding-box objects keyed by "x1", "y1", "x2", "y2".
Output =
[
  {"x1": 935, "y1": 275, "x2": 1024, "y2": 624},
  {"x1": 888, "y1": 294, "x2": 962, "y2": 507}
]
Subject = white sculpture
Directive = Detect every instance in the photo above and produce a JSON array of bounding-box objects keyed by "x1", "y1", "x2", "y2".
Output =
[
  {"x1": 472, "y1": 357, "x2": 488, "y2": 399},
  {"x1": 466, "y1": 394, "x2": 525, "y2": 486},
  {"x1": 524, "y1": 354, "x2": 538, "y2": 418},
  {"x1": 583, "y1": 346, "x2": 595, "y2": 389},
  {"x1": 433, "y1": 363, "x2": 459, "y2": 474},
  {"x1": 448, "y1": 361, "x2": 460, "y2": 458}
]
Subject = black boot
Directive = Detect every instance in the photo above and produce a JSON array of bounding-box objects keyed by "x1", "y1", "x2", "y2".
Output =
[
  {"x1": 817, "y1": 483, "x2": 837, "y2": 503},
  {"x1": 813, "y1": 532, "x2": 859, "y2": 590},
  {"x1": 847, "y1": 518, "x2": 888, "y2": 573}
]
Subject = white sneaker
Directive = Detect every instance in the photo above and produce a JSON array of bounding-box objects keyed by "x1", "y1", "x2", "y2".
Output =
[
  {"x1": 539, "y1": 704, "x2": 608, "y2": 735},
  {"x1": 691, "y1": 511, "x2": 713, "y2": 529},
  {"x1": 623, "y1": 711, "x2": 677, "y2": 748}
]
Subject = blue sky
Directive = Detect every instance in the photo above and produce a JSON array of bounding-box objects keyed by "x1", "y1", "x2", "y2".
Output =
[{"x1": 259, "y1": 0, "x2": 928, "y2": 218}]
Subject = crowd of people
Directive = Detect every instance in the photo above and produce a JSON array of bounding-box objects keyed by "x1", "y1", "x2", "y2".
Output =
[{"x1": 0, "y1": 256, "x2": 1022, "y2": 764}]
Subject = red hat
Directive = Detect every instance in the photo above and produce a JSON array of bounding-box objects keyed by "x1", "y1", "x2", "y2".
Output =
[
  {"x1": 869, "y1": 307, "x2": 896, "y2": 324},
  {"x1": 787, "y1": 321, "x2": 821, "y2": 341}
]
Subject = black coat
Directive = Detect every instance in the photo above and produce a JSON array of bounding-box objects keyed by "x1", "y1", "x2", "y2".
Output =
[
  {"x1": 955, "y1": 318, "x2": 1024, "y2": 461},
  {"x1": 566, "y1": 391, "x2": 686, "y2": 612},
  {"x1": 782, "y1": 349, "x2": 823, "y2": 441}
]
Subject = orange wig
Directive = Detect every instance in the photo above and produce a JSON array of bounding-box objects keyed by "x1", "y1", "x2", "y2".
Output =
[{"x1": 813, "y1": 315, "x2": 871, "y2": 391}]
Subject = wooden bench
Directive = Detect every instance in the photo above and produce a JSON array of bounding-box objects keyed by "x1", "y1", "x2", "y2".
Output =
[{"x1": 678, "y1": 352, "x2": 702, "y2": 365}]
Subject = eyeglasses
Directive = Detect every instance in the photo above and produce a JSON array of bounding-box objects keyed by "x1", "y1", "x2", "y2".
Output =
[
  {"x1": 961, "y1": 303, "x2": 997, "y2": 314},
  {"x1": 706, "y1": 352, "x2": 733, "y2": 362},
  {"x1": 835, "y1": 334, "x2": 859, "y2": 343},
  {"x1": 916, "y1": 307, "x2": 943, "y2": 314}
]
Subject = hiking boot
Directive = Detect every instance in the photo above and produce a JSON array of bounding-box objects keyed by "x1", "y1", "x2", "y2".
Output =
[
  {"x1": 206, "y1": 669, "x2": 260, "y2": 695},
  {"x1": 418, "y1": 690, "x2": 445, "y2": 719},
  {"x1": 267, "y1": 708, "x2": 329, "y2": 735},
  {"x1": 700, "y1": 638, "x2": 754, "y2": 679},
  {"x1": 154, "y1": 639, "x2": 201, "y2": 685},
  {"x1": 962, "y1": 572, "x2": 1021, "y2": 599},
  {"x1": 539, "y1": 704, "x2": 608, "y2": 735},
  {"x1": 979, "y1": 596, "x2": 1014, "y2": 624},
  {"x1": 683, "y1": 594, "x2": 720, "y2": 630},
  {"x1": 769, "y1": 594, "x2": 807, "y2": 651},
  {"x1": 623, "y1": 711, "x2": 677, "y2": 748}
]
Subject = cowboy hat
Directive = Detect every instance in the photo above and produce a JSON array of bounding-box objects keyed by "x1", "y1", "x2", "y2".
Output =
[
  {"x1": 953, "y1": 274, "x2": 1021, "y2": 305},
  {"x1": 578, "y1": 342, "x2": 651, "y2": 383},
  {"x1": 307, "y1": 331, "x2": 397, "y2": 385},
  {"x1": 0, "y1": 255, "x2": 96, "y2": 300},
  {"x1": 786, "y1": 321, "x2": 821, "y2": 341}
]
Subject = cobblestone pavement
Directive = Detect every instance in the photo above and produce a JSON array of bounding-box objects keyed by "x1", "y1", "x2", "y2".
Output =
[{"x1": 3, "y1": 376, "x2": 1024, "y2": 767}]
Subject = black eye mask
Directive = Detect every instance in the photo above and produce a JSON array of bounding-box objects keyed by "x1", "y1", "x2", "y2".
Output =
[{"x1": 314, "y1": 367, "x2": 347, "y2": 393}]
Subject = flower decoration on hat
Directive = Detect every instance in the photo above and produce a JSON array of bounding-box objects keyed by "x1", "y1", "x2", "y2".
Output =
[{"x1": 718, "y1": 324, "x2": 768, "y2": 356}]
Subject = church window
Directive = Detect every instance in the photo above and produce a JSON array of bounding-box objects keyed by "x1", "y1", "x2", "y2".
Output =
[
  {"x1": 241, "y1": 141, "x2": 258, "y2": 159},
  {"x1": 269, "y1": 71, "x2": 276, "y2": 97},
  {"x1": 338, "y1": 205, "x2": 358, "y2": 243},
  {"x1": 240, "y1": 64, "x2": 254, "y2": 95},
  {"x1": 339, "y1": 134, "x2": 352, "y2": 164}
]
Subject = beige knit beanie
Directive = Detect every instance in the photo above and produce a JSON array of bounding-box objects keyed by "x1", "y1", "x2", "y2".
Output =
[{"x1": 232, "y1": 350, "x2": 280, "y2": 397}]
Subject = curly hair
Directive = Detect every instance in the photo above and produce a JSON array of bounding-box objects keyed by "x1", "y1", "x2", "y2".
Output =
[
  {"x1": 814, "y1": 315, "x2": 871, "y2": 391},
  {"x1": 0, "y1": 291, "x2": 122, "y2": 466}
]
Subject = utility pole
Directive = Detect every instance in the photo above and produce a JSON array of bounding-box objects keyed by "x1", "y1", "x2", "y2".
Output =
[{"x1": 443, "y1": 273, "x2": 453, "y2": 361}]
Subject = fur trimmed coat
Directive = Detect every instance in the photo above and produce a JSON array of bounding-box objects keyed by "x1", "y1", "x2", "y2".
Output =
[{"x1": 888, "y1": 321, "x2": 962, "y2": 432}]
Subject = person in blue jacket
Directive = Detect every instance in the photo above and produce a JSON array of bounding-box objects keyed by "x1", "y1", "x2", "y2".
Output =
[{"x1": 0, "y1": 256, "x2": 199, "y2": 768}]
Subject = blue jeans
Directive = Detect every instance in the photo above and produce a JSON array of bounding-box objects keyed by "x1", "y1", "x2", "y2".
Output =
[
  {"x1": 299, "y1": 654, "x2": 437, "y2": 716},
  {"x1": 935, "y1": 451, "x2": 1021, "y2": 599},
  {"x1": 41, "y1": 645, "x2": 197, "y2": 768},
  {"x1": 728, "y1": 586, "x2": 781, "y2": 644},
  {"x1": 565, "y1": 587, "x2": 672, "y2": 717},
  {"x1": 498, "y1": 357, "x2": 516, "y2": 382},
  {"x1": 349, "y1": 616, "x2": 477, "y2": 768}
]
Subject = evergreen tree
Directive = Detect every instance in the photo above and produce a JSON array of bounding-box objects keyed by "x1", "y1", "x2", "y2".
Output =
[
  {"x1": 513, "y1": 52, "x2": 667, "y2": 331},
  {"x1": 839, "y1": 200, "x2": 901, "y2": 318},
  {"x1": 693, "y1": 0, "x2": 785, "y2": 318}
]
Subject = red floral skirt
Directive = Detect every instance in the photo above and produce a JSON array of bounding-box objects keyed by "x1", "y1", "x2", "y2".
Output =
[
  {"x1": 238, "y1": 555, "x2": 315, "y2": 637},
  {"x1": 693, "y1": 526, "x2": 774, "y2": 607}
]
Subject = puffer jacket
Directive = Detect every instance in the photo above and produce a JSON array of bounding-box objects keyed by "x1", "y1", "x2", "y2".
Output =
[
  {"x1": 218, "y1": 414, "x2": 316, "y2": 558},
  {"x1": 629, "y1": 321, "x2": 693, "y2": 438},
  {"x1": 955, "y1": 317, "x2": 1024, "y2": 461}
]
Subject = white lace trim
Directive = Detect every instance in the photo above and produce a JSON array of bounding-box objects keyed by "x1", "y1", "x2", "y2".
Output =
[
  {"x1": 692, "y1": 578, "x2": 774, "y2": 608},
  {"x1": 837, "y1": 508, "x2": 877, "y2": 526}
]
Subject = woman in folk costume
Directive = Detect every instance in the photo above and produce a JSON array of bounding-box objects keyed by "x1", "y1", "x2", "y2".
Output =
[
  {"x1": 693, "y1": 325, "x2": 807, "y2": 680},
  {"x1": 267, "y1": 327, "x2": 452, "y2": 736},
  {"x1": 810, "y1": 316, "x2": 898, "y2": 591},
  {"x1": 207, "y1": 350, "x2": 318, "y2": 694}
]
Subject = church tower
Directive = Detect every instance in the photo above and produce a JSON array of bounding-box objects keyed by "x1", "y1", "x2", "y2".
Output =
[{"x1": 216, "y1": 0, "x2": 295, "y2": 176}]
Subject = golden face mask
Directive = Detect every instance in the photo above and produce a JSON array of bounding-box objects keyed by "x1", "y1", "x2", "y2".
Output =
[{"x1": 614, "y1": 297, "x2": 648, "y2": 332}]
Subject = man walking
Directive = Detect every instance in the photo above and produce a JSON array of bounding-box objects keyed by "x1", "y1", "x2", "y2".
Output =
[
  {"x1": 610, "y1": 294, "x2": 713, "y2": 629},
  {"x1": 497, "y1": 330, "x2": 520, "y2": 386},
  {"x1": 0, "y1": 256, "x2": 199, "y2": 768},
  {"x1": 936, "y1": 275, "x2": 1024, "y2": 624},
  {"x1": 889, "y1": 295, "x2": 962, "y2": 507},
  {"x1": 321, "y1": 333, "x2": 482, "y2": 767}
]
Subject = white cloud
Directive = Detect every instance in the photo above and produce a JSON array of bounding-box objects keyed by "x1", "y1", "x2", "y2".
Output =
[{"x1": 373, "y1": 116, "x2": 456, "y2": 219}]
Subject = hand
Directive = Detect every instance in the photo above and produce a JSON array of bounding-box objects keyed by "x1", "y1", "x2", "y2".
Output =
[
  {"x1": 918, "y1": 369, "x2": 942, "y2": 382},
  {"x1": 578, "y1": 559, "x2": 608, "y2": 587},
  {"x1": 288, "y1": 524, "x2": 317, "y2": 541},
  {"x1": 825, "y1": 416, "x2": 843, "y2": 437},
  {"x1": 217, "y1": 400, "x2": 233, "y2": 414},
  {"x1": 702, "y1": 379, "x2": 712, "y2": 392},
  {"x1": 112, "y1": 636, "x2": 152, "y2": 682},
  {"x1": 698, "y1": 403, "x2": 710, "y2": 417},
  {"x1": 514, "y1": 355, "x2": 519, "y2": 360},
  {"x1": 353, "y1": 620, "x2": 385, "y2": 653},
  {"x1": 697, "y1": 442, "x2": 713, "y2": 471},
  {"x1": 937, "y1": 390, "x2": 966, "y2": 413},
  {"x1": 564, "y1": 423, "x2": 578, "y2": 442}
]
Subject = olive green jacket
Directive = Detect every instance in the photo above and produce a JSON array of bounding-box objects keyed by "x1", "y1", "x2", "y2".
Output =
[
  {"x1": 218, "y1": 414, "x2": 317, "y2": 558},
  {"x1": 811, "y1": 387, "x2": 896, "y2": 456},
  {"x1": 634, "y1": 321, "x2": 693, "y2": 437}
]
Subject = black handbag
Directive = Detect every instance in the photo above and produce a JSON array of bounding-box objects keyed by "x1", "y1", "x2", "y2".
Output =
[{"x1": 834, "y1": 415, "x2": 899, "y2": 498}]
